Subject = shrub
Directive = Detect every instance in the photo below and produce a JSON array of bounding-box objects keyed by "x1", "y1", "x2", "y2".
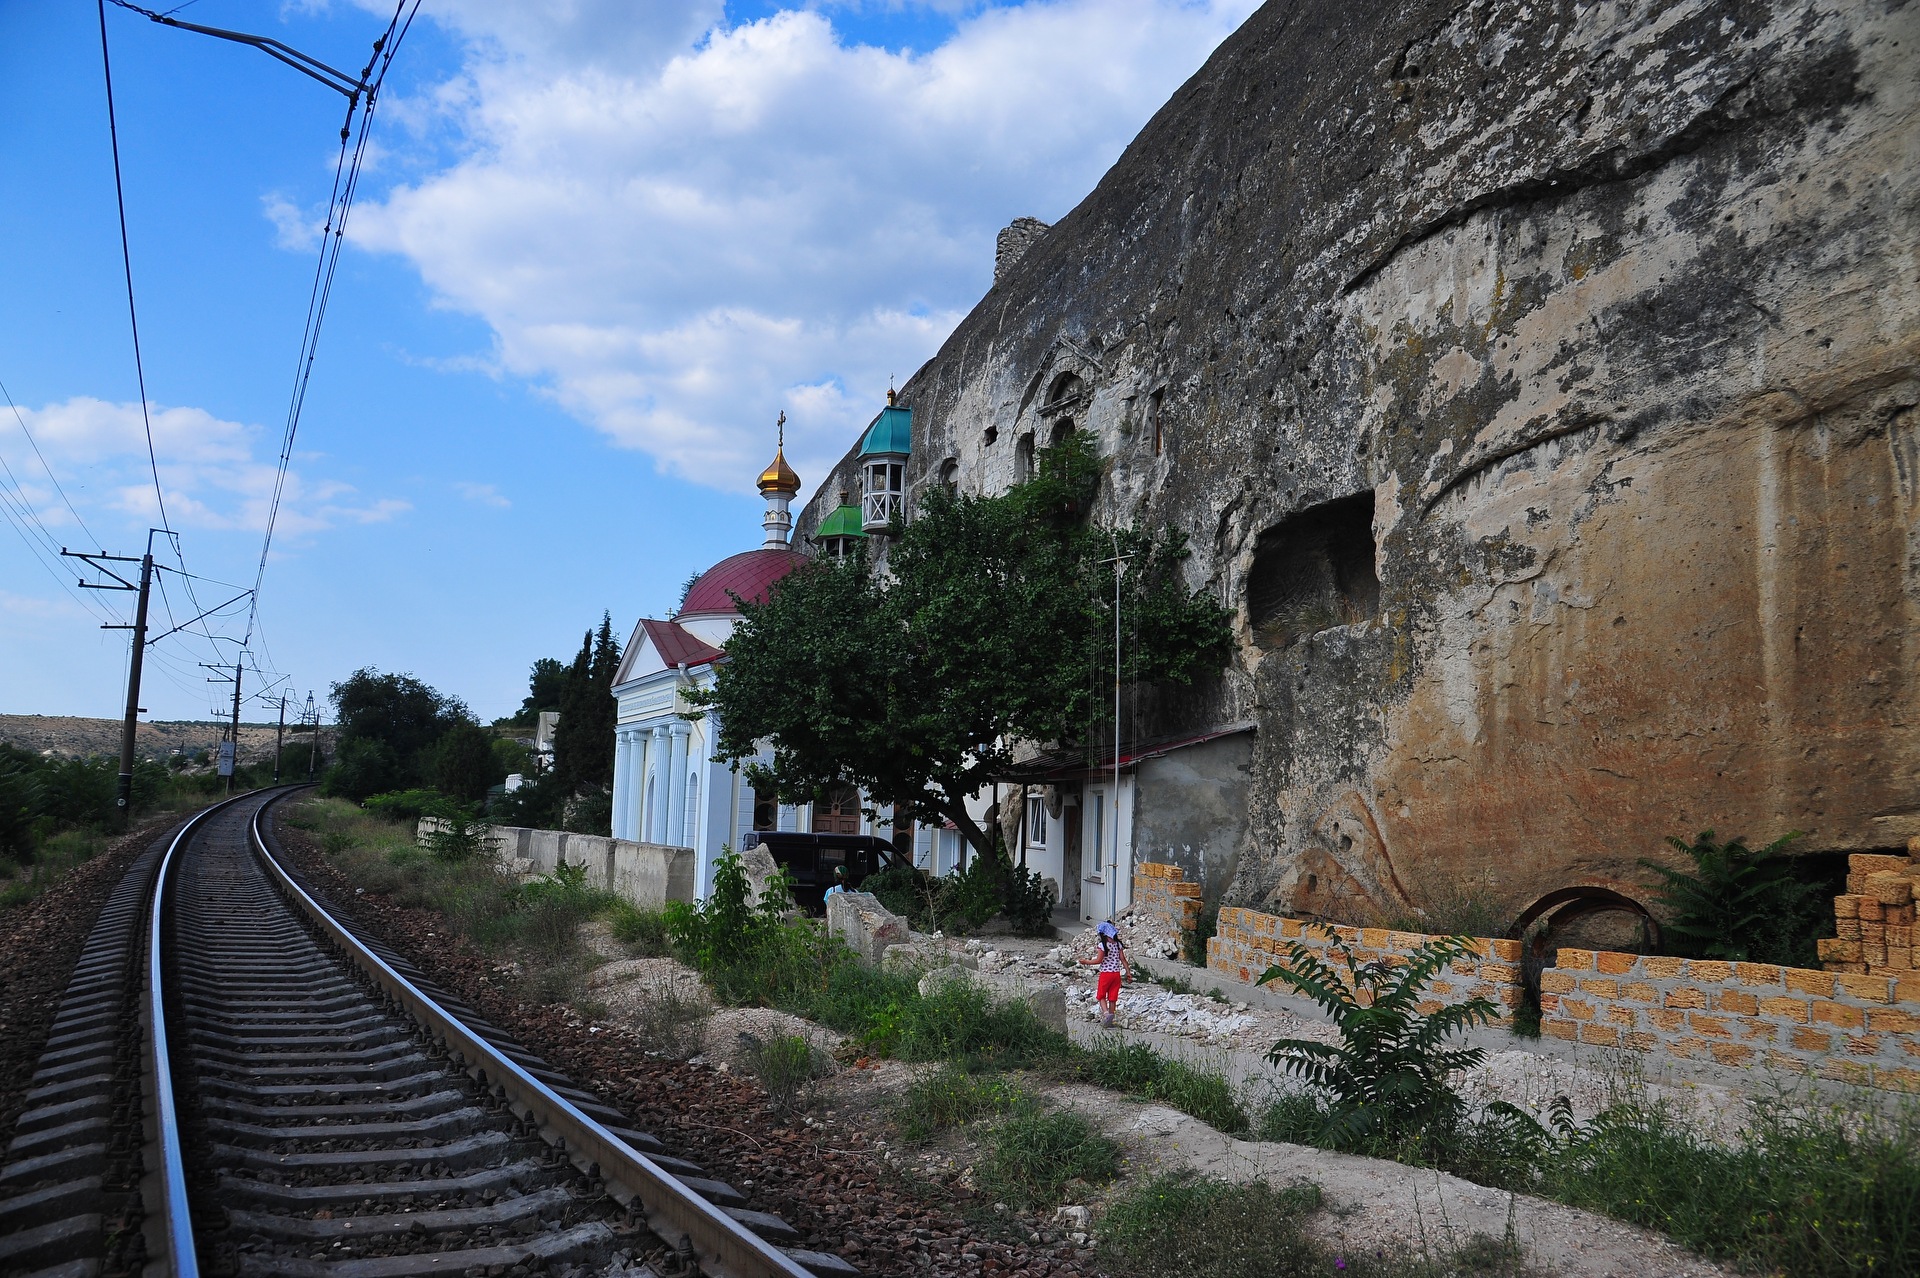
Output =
[
  {"x1": 893, "y1": 978, "x2": 1070, "y2": 1069},
  {"x1": 421, "y1": 803, "x2": 499, "y2": 863},
  {"x1": 361, "y1": 789, "x2": 446, "y2": 823},
  {"x1": 978, "y1": 1104, "x2": 1119, "y2": 1209},
  {"x1": 1642, "y1": 829, "x2": 1823, "y2": 964},
  {"x1": 745, "y1": 1033, "x2": 825, "y2": 1113},
  {"x1": 1258, "y1": 929, "x2": 1499, "y2": 1152},
  {"x1": 1098, "y1": 1175, "x2": 1328, "y2": 1278},
  {"x1": 863, "y1": 864, "x2": 938, "y2": 928},
  {"x1": 665, "y1": 850, "x2": 795, "y2": 977}
]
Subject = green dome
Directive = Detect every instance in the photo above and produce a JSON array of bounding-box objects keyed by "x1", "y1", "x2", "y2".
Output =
[
  {"x1": 816, "y1": 503, "x2": 866, "y2": 540},
  {"x1": 859, "y1": 403, "x2": 912, "y2": 457}
]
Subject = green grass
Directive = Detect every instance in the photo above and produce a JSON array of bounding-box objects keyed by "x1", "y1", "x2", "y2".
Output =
[
  {"x1": 0, "y1": 829, "x2": 108, "y2": 910},
  {"x1": 607, "y1": 900, "x2": 672, "y2": 954},
  {"x1": 1098, "y1": 1174, "x2": 1533, "y2": 1278},
  {"x1": 894, "y1": 1063, "x2": 1022, "y2": 1141},
  {"x1": 1075, "y1": 1040, "x2": 1249, "y2": 1135},
  {"x1": 1541, "y1": 1094, "x2": 1920, "y2": 1277},
  {"x1": 299, "y1": 795, "x2": 618, "y2": 1003},
  {"x1": 977, "y1": 1104, "x2": 1120, "y2": 1209}
]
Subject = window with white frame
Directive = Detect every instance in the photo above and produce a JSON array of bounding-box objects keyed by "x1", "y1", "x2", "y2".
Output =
[
  {"x1": 863, "y1": 460, "x2": 904, "y2": 529},
  {"x1": 1025, "y1": 795, "x2": 1047, "y2": 848}
]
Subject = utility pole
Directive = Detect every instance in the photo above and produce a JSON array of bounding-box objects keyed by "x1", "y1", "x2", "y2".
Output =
[
  {"x1": 203, "y1": 657, "x2": 246, "y2": 793},
  {"x1": 64, "y1": 534, "x2": 155, "y2": 830},
  {"x1": 273, "y1": 691, "x2": 288, "y2": 783},
  {"x1": 303, "y1": 691, "x2": 319, "y2": 782},
  {"x1": 1101, "y1": 542, "x2": 1134, "y2": 925}
]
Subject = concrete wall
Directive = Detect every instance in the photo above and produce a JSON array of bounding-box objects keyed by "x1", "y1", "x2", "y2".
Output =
[
  {"x1": 1129, "y1": 734, "x2": 1253, "y2": 896},
  {"x1": 418, "y1": 819, "x2": 695, "y2": 910}
]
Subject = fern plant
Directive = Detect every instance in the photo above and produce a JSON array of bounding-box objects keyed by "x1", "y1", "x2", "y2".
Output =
[
  {"x1": 1258, "y1": 930, "x2": 1499, "y2": 1149},
  {"x1": 1641, "y1": 830, "x2": 1808, "y2": 962}
]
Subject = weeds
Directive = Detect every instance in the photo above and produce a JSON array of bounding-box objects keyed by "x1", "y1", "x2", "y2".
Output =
[
  {"x1": 1076, "y1": 1040, "x2": 1248, "y2": 1135},
  {"x1": 1099, "y1": 1173, "x2": 1534, "y2": 1278},
  {"x1": 625, "y1": 979, "x2": 710, "y2": 1058},
  {"x1": 301, "y1": 796, "x2": 611, "y2": 1004},
  {"x1": 978, "y1": 1104, "x2": 1119, "y2": 1209},
  {"x1": 894, "y1": 1064, "x2": 1021, "y2": 1141},
  {"x1": 607, "y1": 900, "x2": 673, "y2": 955},
  {"x1": 0, "y1": 829, "x2": 108, "y2": 910},
  {"x1": 745, "y1": 1033, "x2": 826, "y2": 1113}
]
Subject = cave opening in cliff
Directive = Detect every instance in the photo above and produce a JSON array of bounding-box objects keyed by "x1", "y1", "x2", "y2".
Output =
[{"x1": 1246, "y1": 491, "x2": 1380, "y2": 648}]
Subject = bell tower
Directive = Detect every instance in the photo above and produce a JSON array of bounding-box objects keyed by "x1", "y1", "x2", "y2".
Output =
[{"x1": 757, "y1": 411, "x2": 802, "y2": 548}]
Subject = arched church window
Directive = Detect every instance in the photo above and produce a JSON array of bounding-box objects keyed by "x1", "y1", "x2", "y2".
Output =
[
  {"x1": 1015, "y1": 433, "x2": 1035, "y2": 481},
  {"x1": 684, "y1": 772, "x2": 700, "y2": 846},
  {"x1": 753, "y1": 779, "x2": 778, "y2": 831}
]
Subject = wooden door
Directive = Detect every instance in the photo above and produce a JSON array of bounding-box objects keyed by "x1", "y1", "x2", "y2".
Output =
[{"x1": 811, "y1": 783, "x2": 860, "y2": 835}]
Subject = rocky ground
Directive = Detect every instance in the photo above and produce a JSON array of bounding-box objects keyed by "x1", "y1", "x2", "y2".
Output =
[
  {"x1": 0, "y1": 811, "x2": 184, "y2": 1145},
  {"x1": 0, "y1": 714, "x2": 289, "y2": 762},
  {"x1": 571, "y1": 925, "x2": 1738, "y2": 1278}
]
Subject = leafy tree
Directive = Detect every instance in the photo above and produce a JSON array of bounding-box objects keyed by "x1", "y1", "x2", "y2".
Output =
[
  {"x1": 552, "y1": 613, "x2": 619, "y2": 794},
  {"x1": 519, "y1": 656, "x2": 570, "y2": 722},
  {"x1": 1642, "y1": 830, "x2": 1819, "y2": 964},
  {"x1": 328, "y1": 668, "x2": 467, "y2": 789},
  {"x1": 698, "y1": 434, "x2": 1231, "y2": 860},
  {"x1": 0, "y1": 745, "x2": 46, "y2": 863},
  {"x1": 321, "y1": 736, "x2": 401, "y2": 802},
  {"x1": 429, "y1": 719, "x2": 504, "y2": 803}
]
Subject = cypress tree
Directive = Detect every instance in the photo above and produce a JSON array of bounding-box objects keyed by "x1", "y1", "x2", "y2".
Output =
[{"x1": 551, "y1": 614, "x2": 621, "y2": 793}]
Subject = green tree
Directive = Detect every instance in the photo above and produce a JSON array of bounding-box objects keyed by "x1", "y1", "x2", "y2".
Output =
[
  {"x1": 552, "y1": 613, "x2": 620, "y2": 795},
  {"x1": 516, "y1": 656, "x2": 570, "y2": 725},
  {"x1": 1642, "y1": 830, "x2": 1819, "y2": 964},
  {"x1": 329, "y1": 668, "x2": 467, "y2": 788},
  {"x1": 429, "y1": 719, "x2": 504, "y2": 803},
  {"x1": 697, "y1": 435, "x2": 1231, "y2": 860}
]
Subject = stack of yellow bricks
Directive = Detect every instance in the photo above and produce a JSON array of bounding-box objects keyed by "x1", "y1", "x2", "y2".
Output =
[
  {"x1": 1819, "y1": 838, "x2": 1920, "y2": 975},
  {"x1": 1131, "y1": 862, "x2": 1203, "y2": 935}
]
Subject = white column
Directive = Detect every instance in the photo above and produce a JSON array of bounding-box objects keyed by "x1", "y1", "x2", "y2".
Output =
[
  {"x1": 665, "y1": 722, "x2": 691, "y2": 848},
  {"x1": 611, "y1": 730, "x2": 632, "y2": 841},
  {"x1": 622, "y1": 731, "x2": 645, "y2": 841},
  {"x1": 649, "y1": 725, "x2": 671, "y2": 844}
]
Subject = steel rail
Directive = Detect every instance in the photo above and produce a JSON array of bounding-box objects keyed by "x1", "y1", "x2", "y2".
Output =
[
  {"x1": 245, "y1": 793, "x2": 816, "y2": 1278},
  {"x1": 147, "y1": 788, "x2": 274, "y2": 1278}
]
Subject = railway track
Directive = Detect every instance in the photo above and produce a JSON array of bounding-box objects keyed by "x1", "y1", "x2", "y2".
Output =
[{"x1": 1, "y1": 790, "x2": 851, "y2": 1278}]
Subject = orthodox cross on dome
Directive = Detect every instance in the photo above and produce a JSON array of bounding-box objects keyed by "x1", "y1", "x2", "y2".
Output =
[{"x1": 758, "y1": 411, "x2": 801, "y2": 548}]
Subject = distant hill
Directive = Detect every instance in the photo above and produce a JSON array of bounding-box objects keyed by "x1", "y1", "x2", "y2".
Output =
[{"x1": 0, "y1": 715, "x2": 304, "y2": 763}]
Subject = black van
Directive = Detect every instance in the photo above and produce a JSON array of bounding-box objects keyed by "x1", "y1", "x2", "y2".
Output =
[{"x1": 741, "y1": 831, "x2": 907, "y2": 914}]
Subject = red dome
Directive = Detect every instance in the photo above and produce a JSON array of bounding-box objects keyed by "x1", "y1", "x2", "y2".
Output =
[{"x1": 676, "y1": 548, "x2": 809, "y2": 617}]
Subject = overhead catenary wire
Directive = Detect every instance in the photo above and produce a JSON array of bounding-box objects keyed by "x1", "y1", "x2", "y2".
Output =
[
  {"x1": 244, "y1": 0, "x2": 419, "y2": 650},
  {"x1": 1, "y1": 375, "x2": 101, "y2": 550}
]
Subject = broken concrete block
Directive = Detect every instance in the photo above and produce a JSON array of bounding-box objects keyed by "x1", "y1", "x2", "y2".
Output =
[{"x1": 827, "y1": 891, "x2": 910, "y2": 966}]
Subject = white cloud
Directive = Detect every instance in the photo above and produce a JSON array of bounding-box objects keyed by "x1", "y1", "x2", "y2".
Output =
[
  {"x1": 263, "y1": 192, "x2": 323, "y2": 252},
  {"x1": 347, "y1": 0, "x2": 1257, "y2": 494},
  {"x1": 455, "y1": 481, "x2": 511, "y2": 508},
  {"x1": 3, "y1": 397, "x2": 409, "y2": 537}
]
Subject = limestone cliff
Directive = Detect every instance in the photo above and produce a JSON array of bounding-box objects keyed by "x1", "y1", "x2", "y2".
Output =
[{"x1": 798, "y1": 0, "x2": 1920, "y2": 923}]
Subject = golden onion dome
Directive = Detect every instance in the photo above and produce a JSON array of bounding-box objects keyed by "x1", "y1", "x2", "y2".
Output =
[{"x1": 757, "y1": 447, "x2": 801, "y2": 495}]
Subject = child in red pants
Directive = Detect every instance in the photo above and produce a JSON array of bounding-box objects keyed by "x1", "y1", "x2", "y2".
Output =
[{"x1": 1079, "y1": 920, "x2": 1128, "y2": 1028}]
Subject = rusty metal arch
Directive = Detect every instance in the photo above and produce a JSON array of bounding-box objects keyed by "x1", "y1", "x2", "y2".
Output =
[{"x1": 1507, "y1": 884, "x2": 1662, "y2": 951}]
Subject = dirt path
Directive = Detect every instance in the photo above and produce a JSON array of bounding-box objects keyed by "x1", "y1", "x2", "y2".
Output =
[{"x1": 1043, "y1": 1087, "x2": 1734, "y2": 1278}]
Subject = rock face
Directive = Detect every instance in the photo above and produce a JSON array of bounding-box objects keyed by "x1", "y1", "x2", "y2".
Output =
[{"x1": 799, "y1": 1, "x2": 1920, "y2": 924}]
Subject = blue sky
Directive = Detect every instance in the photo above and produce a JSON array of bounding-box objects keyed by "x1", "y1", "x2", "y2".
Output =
[{"x1": 1, "y1": 0, "x2": 1255, "y2": 725}]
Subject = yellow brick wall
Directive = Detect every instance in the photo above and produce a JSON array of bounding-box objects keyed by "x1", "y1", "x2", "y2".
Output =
[
  {"x1": 1541, "y1": 948, "x2": 1920, "y2": 1092},
  {"x1": 1132, "y1": 863, "x2": 1204, "y2": 939},
  {"x1": 1204, "y1": 905, "x2": 1525, "y2": 1023}
]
